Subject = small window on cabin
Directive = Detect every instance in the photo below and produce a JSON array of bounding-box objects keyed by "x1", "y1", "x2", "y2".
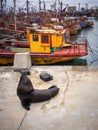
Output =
[
  {"x1": 33, "y1": 34, "x2": 38, "y2": 41},
  {"x1": 41, "y1": 35, "x2": 49, "y2": 43}
]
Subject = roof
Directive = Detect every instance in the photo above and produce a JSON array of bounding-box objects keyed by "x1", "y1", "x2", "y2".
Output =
[{"x1": 29, "y1": 28, "x2": 66, "y2": 34}]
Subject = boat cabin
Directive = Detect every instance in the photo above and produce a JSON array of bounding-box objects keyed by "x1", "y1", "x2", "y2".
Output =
[{"x1": 27, "y1": 28, "x2": 69, "y2": 53}]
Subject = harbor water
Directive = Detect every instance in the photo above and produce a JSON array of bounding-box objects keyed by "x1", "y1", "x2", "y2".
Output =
[
  {"x1": 77, "y1": 17, "x2": 98, "y2": 65},
  {"x1": 53, "y1": 17, "x2": 98, "y2": 66}
]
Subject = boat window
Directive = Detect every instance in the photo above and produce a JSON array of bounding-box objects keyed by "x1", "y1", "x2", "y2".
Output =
[
  {"x1": 41, "y1": 35, "x2": 49, "y2": 43},
  {"x1": 33, "y1": 34, "x2": 38, "y2": 41}
]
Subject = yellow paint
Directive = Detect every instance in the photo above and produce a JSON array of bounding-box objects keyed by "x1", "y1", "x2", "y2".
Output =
[
  {"x1": 31, "y1": 56, "x2": 78, "y2": 65},
  {"x1": 0, "y1": 56, "x2": 78, "y2": 65},
  {"x1": 29, "y1": 33, "x2": 50, "y2": 53},
  {"x1": 0, "y1": 58, "x2": 13, "y2": 65},
  {"x1": 51, "y1": 34, "x2": 63, "y2": 47},
  {"x1": 28, "y1": 28, "x2": 67, "y2": 53}
]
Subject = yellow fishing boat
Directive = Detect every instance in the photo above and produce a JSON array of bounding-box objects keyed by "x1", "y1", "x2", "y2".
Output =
[
  {"x1": 27, "y1": 27, "x2": 88, "y2": 64},
  {"x1": 63, "y1": 17, "x2": 81, "y2": 35},
  {"x1": 0, "y1": 27, "x2": 88, "y2": 65}
]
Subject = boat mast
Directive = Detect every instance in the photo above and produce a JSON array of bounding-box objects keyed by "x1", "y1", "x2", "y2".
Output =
[
  {"x1": 78, "y1": 3, "x2": 80, "y2": 12},
  {"x1": 0, "y1": 0, "x2": 3, "y2": 15},
  {"x1": 85, "y1": 3, "x2": 88, "y2": 12},
  {"x1": 13, "y1": 0, "x2": 17, "y2": 30},
  {"x1": 58, "y1": 0, "x2": 62, "y2": 23},
  {"x1": 39, "y1": 0, "x2": 41, "y2": 12},
  {"x1": 43, "y1": 1, "x2": 46, "y2": 12},
  {"x1": 26, "y1": 0, "x2": 29, "y2": 23},
  {"x1": 0, "y1": 0, "x2": 6, "y2": 15}
]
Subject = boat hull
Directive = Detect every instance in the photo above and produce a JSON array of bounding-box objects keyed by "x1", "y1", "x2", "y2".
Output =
[
  {"x1": 0, "y1": 55, "x2": 79, "y2": 65},
  {"x1": 0, "y1": 54, "x2": 85, "y2": 65},
  {"x1": 0, "y1": 40, "x2": 88, "y2": 65},
  {"x1": 31, "y1": 56, "x2": 79, "y2": 65}
]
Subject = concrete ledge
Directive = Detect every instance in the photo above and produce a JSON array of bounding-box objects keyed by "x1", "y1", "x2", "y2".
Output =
[
  {"x1": 13, "y1": 52, "x2": 31, "y2": 69},
  {"x1": 0, "y1": 66, "x2": 98, "y2": 130}
]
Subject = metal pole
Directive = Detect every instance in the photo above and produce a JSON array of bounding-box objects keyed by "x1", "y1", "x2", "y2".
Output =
[
  {"x1": 39, "y1": 0, "x2": 41, "y2": 12},
  {"x1": 13, "y1": 0, "x2": 17, "y2": 30},
  {"x1": 78, "y1": 3, "x2": 80, "y2": 12},
  {"x1": 43, "y1": 1, "x2": 46, "y2": 12},
  {"x1": 0, "y1": 0, "x2": 3, "y2": 15},
  {"x1": 27, "y1": 0, "x2": 29, "y2": 23}
]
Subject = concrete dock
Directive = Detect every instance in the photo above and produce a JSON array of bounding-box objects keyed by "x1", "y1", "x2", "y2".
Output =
[{"x1": 0, "y1": 66, "x2": 98, "y2": 130}]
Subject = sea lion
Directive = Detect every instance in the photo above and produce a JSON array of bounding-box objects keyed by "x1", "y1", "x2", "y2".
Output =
[{"x1": 17, "y1": 74, "x2": 59, "y2": 110}]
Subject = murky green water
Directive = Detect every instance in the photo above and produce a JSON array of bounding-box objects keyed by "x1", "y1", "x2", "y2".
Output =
[{"x1": 77, "y1": 17, "x2": 98, "y2": 66}]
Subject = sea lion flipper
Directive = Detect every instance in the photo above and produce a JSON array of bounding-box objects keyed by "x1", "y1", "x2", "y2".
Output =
[
  {"x1": 48, "y1": 85, "x2": 57, "y2": 89},
  {"x1": 49, "y1": 87, "x2": 59, "y2": 98},
  {"x1": 22, "y1": 100, "x2": 30, "y2": 111}
]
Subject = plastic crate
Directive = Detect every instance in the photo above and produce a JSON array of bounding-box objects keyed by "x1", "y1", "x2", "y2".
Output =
[{"x1": 40, "y1": 73, "x2": 53, "y2": 82}]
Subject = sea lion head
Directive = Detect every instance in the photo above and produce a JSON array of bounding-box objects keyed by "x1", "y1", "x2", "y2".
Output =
[{"x1": 17, "y1": 74, "x2": 34, "y2": 96}]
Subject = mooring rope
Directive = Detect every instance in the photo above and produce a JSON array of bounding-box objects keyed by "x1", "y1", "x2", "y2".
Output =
[{"x1": 87, "y1": 45, "x2": 98, "y2": 65}]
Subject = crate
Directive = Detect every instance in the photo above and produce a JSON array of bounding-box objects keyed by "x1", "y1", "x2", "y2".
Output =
[{"x1": 40, "y1": 73, "x2": 53, "y2": 82}]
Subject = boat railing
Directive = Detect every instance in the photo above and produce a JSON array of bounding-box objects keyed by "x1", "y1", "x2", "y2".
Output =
[
  {"x1": 65, "y1": 36, "x2": 88, "y2": 44},
  {"x1": 64, "y1": 36, "x2": 88, "y2": 56}
]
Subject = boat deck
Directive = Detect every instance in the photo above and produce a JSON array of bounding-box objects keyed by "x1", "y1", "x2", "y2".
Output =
[{"x1": 0, "y1": 44, "x2": 87, "y2": 57}]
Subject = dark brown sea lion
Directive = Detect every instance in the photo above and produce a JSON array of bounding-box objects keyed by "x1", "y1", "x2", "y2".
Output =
[{"x1": 17, "y1": 74, "x2": 59, "y2": 110}]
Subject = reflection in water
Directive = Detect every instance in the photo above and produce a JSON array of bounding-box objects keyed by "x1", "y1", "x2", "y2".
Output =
[{"x1": 77, "y1": 17, "x2": 98, "y2": 66}]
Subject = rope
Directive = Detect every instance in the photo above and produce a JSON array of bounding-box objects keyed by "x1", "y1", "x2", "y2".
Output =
[{"x1": 87, "y1": 45, "x2": 98, "y2": 65}]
